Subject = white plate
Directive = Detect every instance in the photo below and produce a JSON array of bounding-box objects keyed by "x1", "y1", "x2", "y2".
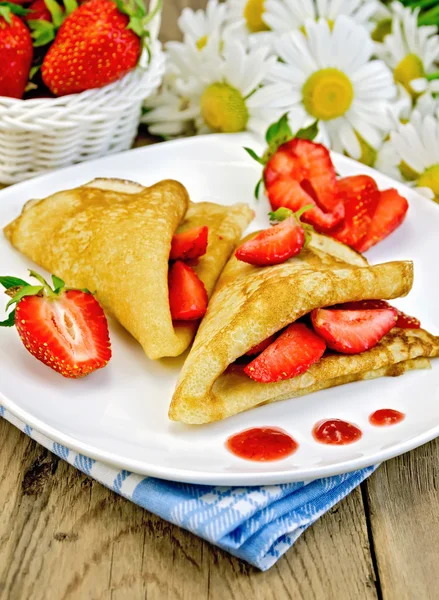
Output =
[{"x1": 1, "y1": 133, "x2": 438, "y2": 486}]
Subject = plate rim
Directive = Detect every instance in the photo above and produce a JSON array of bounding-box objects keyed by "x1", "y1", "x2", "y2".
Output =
[{"x1": 1, "y1": 133, "x2": 439, "y2": 486}]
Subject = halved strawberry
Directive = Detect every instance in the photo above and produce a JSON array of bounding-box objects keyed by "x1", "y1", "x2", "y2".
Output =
[
  {"x1": 168, "y1": 260, "x2": 208, "y2": 321},
  {"x1": 311, "y1": 306, "x2": 397, "y2": 354},
  {"x1": 170, "y1": 226, "x2": 208, "y2": 261},
  {"x1": 244, "y1": 322, "x2": 326, "y2": 383},
  {"x1": 235, "y1": 211, "x2": 305, "y2": 266},
  {"x1": 357, "y1": 188, "x2": 409, "y2": 252},
  {"x1": 0, "y1": 271, "x2": 111, "y2": 378},
  {"x1": 264, "y1": 139, "x2": 344, "y2": 232},
  {"x1": 335, "y1": 299, "x2": 421, "y2": 329},
  {"x1": 245, "y1": 333, "x2": 277, "y2": 356},
  {"x1": 331, "y1": 176, "x2": 380, "y2": 249}
]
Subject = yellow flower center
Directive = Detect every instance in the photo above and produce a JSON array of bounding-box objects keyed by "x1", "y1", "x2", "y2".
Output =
[
  {"x1": 417, "y1": 164, "x2": 439, "y2": 200},
  {"x1": 371, "y1": 18, "x2": 392, "y2": 42},
  {"x1": 196, "y1": 35, "x2": 208, "y2": 50},
  {"x1": 244, "y1": 0, "x2": 269, "y2": 33},
  {"x1": 394, "y1": 54, "x2": 425, "y2": 96},
  {"x1": 399, "y1": 161, "x2": 420, "y2": 181},
  {"x1": 200, "y1": 82, "x2": 249, "y2": 133},
  {"x1": 302, "y1": 68, "x2": 354, "y2": 121}
]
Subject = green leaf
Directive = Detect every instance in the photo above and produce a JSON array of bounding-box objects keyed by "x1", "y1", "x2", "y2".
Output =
[
  {"x1": 44, "y1": 0, "x2": 64, "y2": 27},
  {"x1": 244, "y1": 147, "x2": 265, "y2": 165},
  {"x1": 29, "y1": 64, "x2": 41, "y2": 80},
  {"x1": 254, "y1": 177, "x2": 263, "y2": 200},
  {"x1": 28, "y1": 19, "x2": 56, "y2": 46},
  {"x1": 269, "y1": 207, "x2": 293, "y2": 222},
  {"x1": 52, "y1": 275, "x2": 65, "y2": 291},
  {"x1": 142, "y1": 0, "x2": 162, "y2": 27},
  {"x1": 28, "y1": 270, "x2": 50, "y2": 287},
  {"x1": 6, "y1": 285, "x2": 44, "y2": 310},
  {"x1": 295, "y1": 121, "x2": 319, "y2": 142},
  {"x1": 0, "y1": 5, "x2": 12, "y2": 23},
  {"x1": 295, "y1": 203, "x2": 314, "y2": 219},
  {"x1": 0, "y1": 309, "x2": 15, "y2": 327},
  {"x1": 127, "y1": 15, "x2": 144, "y2": 36},
  {"x1": 265, "y1": 113, "x2": 293, "y2": 146},
  {"x1": 63, "y1": 0, "x2": 78, "y2": 15},
  {"x1": 269, "y1": 204, "x2": 314, "y2": 223},
  {"x1": 0, "y1": 276, "x2": 29, "y2": 290}
]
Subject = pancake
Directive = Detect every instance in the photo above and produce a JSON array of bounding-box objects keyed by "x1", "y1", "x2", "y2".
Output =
[
  {"x1": 170, "y1": 232, "x2": 439, "y2": 424},
  {"x1": 4, "y1": 178, "x2": 253, "y2": 359}
]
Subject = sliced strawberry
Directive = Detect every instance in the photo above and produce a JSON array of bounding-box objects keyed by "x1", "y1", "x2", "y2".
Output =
[
  {"x1": 0, "y1": 268, "x2": 113, "y2": 379},
  {"x1": 244, "y1": 322, "x2": 326, "y2": 383},
  {"x1": 311, "y1": 306, "x2": 397, "y2": 354},
  {"x1": 267, "y1": 177, "x2": 345, "y2": 232},
  {"x1": 170, "y1": 226, "x2": 208, "y2": 261},
  {"x1": 235, "y1": 215, "x2": 304, "y2": 266},
  {"x1": 264, "y1": 139, "x2": 344, "y2": 232},
  {"x1": 394, "y1": 311, "x2": 421, "y2": 329},
  {"x1": 357, "y1": 189, "x2": 409, "y2": 252},
  {"x1": 245, "y1": 333, "x2": 277, "y2": 356},
  {"x1": 336, "y1": 300, "x2": 421, "y2": 329},
  {"x1": 168, "y1": 260, "x2": 208, "y2": 321},
  {"x1": 331, "y1": 176, "x2": 380, "y2": 249}
]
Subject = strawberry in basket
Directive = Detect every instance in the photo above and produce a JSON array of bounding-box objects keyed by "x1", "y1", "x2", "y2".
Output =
[
  {"x1": 40, "y1": 0, "x2": 153, "y2": 96},
  {"x1": 0, "y1": 2, "x2": 33, "y2": 98}
]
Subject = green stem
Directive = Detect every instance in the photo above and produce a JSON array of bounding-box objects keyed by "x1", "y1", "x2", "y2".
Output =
[
  {"x1": 405, "y1": 0, "x2": 439, "y2": 9},
  {"x1": 427, "y1": 70, "x2": 439, "y2": 81},
  {"x1": 418, "y1": 5, "x2": 439, "y2": 25}
]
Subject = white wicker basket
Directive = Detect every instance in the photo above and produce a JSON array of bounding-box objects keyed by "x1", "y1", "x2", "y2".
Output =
[{"x1": 0, "y1": 0, "x2": 164, "y2": 184}]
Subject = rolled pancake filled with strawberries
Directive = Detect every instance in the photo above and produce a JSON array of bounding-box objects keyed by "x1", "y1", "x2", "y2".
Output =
[
  {"x1": 170, "y1": 233, "x2": 439, "y2": 424},
  {"x1": 4, "y1": 178, "x2": 253, "y2": 359}
]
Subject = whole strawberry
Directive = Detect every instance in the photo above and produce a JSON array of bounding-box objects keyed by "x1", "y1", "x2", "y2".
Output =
[
  {"x1": 41, "y1": 0, "x2": 145, "y2": 96},
  {"x1": 0, "y1": 271, "x2": 112, "y2": 378},
  {"x1": 0, "y1": 3, "x2": 33, "y2": 98}
]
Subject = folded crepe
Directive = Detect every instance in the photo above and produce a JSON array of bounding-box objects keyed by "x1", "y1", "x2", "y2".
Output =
[
  {"x1": 170, "y1": 233, "x2": 439, "y2": 424},
  {"x1": 4, "y1": 178, "x2": 253, "y2": 359}
]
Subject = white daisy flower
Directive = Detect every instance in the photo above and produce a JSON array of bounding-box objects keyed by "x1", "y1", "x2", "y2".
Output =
[
  {"x1": 144, "y1": 40, "x2": 297, "y2": 137},
  {"x1": 178, "y1": 0, "x2": 228, "y2": 50},
  {"x1": 374, "y1": 3, "x2": 439, "y2": 99},
  {"x1": 263, "y1": 0, "x2": 380, "y2": 35},
  {"x1": 376, "y1": 110, "x2": 439, "y2": 202},
  {"x1": 142, "y1": 74, "x2": 198, "y2": 137},
  {"x1": 265, "y1": 16, "x2": 396, "y2": 162}
]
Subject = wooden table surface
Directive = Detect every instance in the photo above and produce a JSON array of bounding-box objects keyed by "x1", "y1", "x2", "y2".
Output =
[{"x1": 2, "y1": 2, "x2": 439, "y2": 599}]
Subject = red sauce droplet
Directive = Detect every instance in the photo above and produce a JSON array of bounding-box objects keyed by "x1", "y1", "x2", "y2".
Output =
[
  {"x1": 226, "y1": 427, "x2": 298, "y2": 462},
  {"x1": 313, "y1": 419, "x2": 362, "y2": 445},
  {"x1": 369, "y1": 409, "x2": 405, "y2": 427}
]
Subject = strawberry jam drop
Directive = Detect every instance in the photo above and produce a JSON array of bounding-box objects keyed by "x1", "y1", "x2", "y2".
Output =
[
  {"x1": 369, "y1": 409, "x2": 405, "y2": 426},
  {"x1": 313, "y1": 419, "x2": 362, "y2": 445},
  {"x1": 226, "y1": 427, "x2": 298, "y2": 461}
]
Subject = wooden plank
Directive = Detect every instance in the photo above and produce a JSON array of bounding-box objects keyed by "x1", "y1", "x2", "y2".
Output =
[
  {"x1": 365, "y1": 438, "x2": 439, "y2": 600},
  {"x1": 0, "y1": 419, "x2": 377, "y2": 600}
]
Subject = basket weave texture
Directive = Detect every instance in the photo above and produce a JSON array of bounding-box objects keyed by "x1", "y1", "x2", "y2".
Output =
[{"x1": 0, "y1": 11, "x2": 165, "y2": 184}]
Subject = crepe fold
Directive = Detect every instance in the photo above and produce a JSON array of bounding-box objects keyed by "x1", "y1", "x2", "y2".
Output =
[
  {"x1": 170, "y1": 233, "x2": 439, "y2": 424},
  {"x1": 4, "y1": 178, "x2": 253, "y2": 359}
]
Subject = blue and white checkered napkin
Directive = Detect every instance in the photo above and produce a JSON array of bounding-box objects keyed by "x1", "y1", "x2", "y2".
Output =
[{"x1": 1, "y1": 405, "x2": 376, "y2": 571}]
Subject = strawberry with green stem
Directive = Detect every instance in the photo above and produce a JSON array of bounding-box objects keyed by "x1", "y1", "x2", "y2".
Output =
[
  {"x1": 235, "y1": 206, "x2": 313, "y2": 267},
  {"x1": 0, "y1": 271, "x2": 111, "y2": 378},
  {"x1": 0, "y1": 2, "x2": 33, "y2": 98},
  {"x1": 245, "y1": 115, "x2": 345, "y2": 233},
  {"x1": 40, "y1": 0, "x2": 161, "y2": 96}
]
